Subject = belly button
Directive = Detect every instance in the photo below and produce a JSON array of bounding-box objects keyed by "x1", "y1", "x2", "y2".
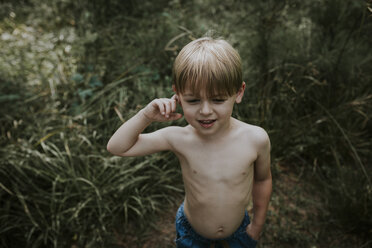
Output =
[{"x1": 193, "y1": 170, "x2": 197, "y2": 174}]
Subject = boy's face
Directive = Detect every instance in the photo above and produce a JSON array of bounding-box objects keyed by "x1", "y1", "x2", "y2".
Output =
[{"x1": 173, "y1": 82, "x2": 245, "y2": 137}]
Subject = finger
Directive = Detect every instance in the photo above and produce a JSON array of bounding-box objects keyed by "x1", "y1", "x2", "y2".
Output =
[
  {"x1": 164, "y1": 100, "x2": 172, "y2": 118},
  {"x1": 159, "y1": 99, "x2": 170, "y2": 118},
  {"x1": 171, "y1": 94, "x2": 179, "y2": 103},
  {"x1": 175, "y1": 95, "x2": 182, "y2": 106},
  {"x1": 171, "y1": 97, "x2": 177, "y2": 113},
  {"x1": 154, "y1": 99, "x2": 165, "y2": 116}
]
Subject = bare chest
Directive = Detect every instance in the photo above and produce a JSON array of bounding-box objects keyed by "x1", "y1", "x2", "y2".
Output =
[{"x1": 177, "y1": 145, "x2": 257, "y2": 182}]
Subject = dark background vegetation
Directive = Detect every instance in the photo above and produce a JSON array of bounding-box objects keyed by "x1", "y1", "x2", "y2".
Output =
[{"x1": 0, "y1": 0, "x2": 371, "y2": 247}]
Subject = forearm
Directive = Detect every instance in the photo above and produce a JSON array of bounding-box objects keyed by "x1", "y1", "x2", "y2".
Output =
[
  {"x1": 251, "y1": 175, "x2": 272, "y2": 229},
  {"x1": 107, "y1": 109, "x2": 152, "y2": 155}
]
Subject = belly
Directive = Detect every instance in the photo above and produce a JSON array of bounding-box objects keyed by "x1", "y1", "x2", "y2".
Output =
[
  {"x1": 183, "y1": 191, "x2": 249, "y2": 239},
  {"x1": 178, "y1": 158, "x2": 254, "y2": 239}
]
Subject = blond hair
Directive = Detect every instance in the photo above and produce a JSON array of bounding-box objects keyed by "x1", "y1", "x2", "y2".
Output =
[{"x1": 172, "y1": 37, "x2": 242, "y2": 97}]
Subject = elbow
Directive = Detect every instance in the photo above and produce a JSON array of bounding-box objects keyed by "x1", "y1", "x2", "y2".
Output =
[
  {"x1": 107, "y1": 146, "x2": 121, "y2": 156},
  {"x1": 106, "y1": 142, "x2": 128, "y2": 157},
  {"x1": 106, "y1": 141, "x2": 118, "y2": 155},
  {"x1": 106, "y1": 142, "x2": 114, "y2": 154}
]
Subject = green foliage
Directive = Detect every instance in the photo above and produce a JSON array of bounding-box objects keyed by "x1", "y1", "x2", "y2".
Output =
[
  {"x1": 0, "y1": 143, "x2": 181, "y2": 247},
  {"x1": 234, "y1": 0, "x2": 372, "y2": 239},
  {"x1": 0, "y1": 0, "x2": 371, "y2": 247}
]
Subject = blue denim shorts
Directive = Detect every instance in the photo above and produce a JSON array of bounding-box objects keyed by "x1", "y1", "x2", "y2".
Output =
[{"x1": 175, "y1": 203, "x2": 258, "y2": 248}]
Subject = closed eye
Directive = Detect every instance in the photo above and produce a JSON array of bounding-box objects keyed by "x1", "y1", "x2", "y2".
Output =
[
  {"x1": 186, "y1": 99, "x2": 200, "y2": 104},
  {"x1": 212, "y1": 99, "x2": 226, "y2": 103}
]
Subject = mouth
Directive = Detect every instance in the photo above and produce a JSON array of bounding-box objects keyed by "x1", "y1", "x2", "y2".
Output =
[{"x1": 198, "y1": 119, "x2": 216, "y2": 128}]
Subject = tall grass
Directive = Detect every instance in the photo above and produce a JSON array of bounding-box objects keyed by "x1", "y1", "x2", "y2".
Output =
[
  {"x1": 0, "y1": 1, "x2": 185, "y2": 246},
  {"x1": 1, "y1": 141, "x2": 182, "y2": 247},
  {"x1": 0, "y1": 73, "x2": 184, "y2": 247},
  {"x1": 0, "y1": 0, "x2": 371, "y2": 247}
]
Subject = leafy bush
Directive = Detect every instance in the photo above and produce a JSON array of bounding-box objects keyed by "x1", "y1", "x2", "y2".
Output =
[
  {"x1": 235, "y1": 0, "x2": 372, "y2": 238},
  {"x1": 0, "y1": 0, "x2": 371, "y2": 247}
]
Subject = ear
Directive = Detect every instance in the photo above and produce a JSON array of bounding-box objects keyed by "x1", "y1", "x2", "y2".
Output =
[{"x1": 235, "y1": 82, "x2": 246, "y2": 104}]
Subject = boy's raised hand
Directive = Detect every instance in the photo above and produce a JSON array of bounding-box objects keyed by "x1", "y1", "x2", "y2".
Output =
[{"x1": 141, "y1": 95, "x2": 182, "y2": 122}]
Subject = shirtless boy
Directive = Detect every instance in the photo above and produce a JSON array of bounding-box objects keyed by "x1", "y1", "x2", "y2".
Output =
[{"x1": 107, "y1": 37, "x2": 272, "y2": 248}]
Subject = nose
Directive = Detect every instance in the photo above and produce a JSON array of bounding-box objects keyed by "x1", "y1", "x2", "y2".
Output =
[{"x1": 199, "y1": 101, "x2": 213, "y2": 115}]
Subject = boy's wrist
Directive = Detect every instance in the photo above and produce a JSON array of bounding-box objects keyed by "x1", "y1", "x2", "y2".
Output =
[
  {"x1": 251, "y1": 219, "x2": 265, "y2": 229},
  {"x1": 250, "y1": 218, "x2": 265, "y2": 233},
  {"x1": 246, "y1": 223, "x2": 262, "y2": 241},
  {"x1": 251, "y1": 222, "x2": 263, "y2": 231},
  {"x1": 139, "y1": 109, "x2": 154, "y2": 124}
]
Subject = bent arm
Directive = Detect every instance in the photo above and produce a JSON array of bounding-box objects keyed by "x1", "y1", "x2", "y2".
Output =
[{"x1": 106, "y1": 110, "x2": 171, "y2": 156}]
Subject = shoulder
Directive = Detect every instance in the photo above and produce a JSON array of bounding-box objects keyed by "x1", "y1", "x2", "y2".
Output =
[
  {"x1": 156, "y1": 125, "x2": 185, "y2": 137},
  {"x1": 233, "y1": 119, "x2": 270, "y2": 148},
  {"x1": 158, "y1": 125, "x2": 191, "y2": 143},
  {"x1": 158, "y1": 125, "x2": 193, "y2": 152},
  {"x1": 161, "y1": 125, "x2": 189, "y2": 134}
]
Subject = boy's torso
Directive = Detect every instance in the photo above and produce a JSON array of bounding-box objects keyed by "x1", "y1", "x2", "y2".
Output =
[{"x1": 168, "y1": 118, "x2": 259, "y2": 239}]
